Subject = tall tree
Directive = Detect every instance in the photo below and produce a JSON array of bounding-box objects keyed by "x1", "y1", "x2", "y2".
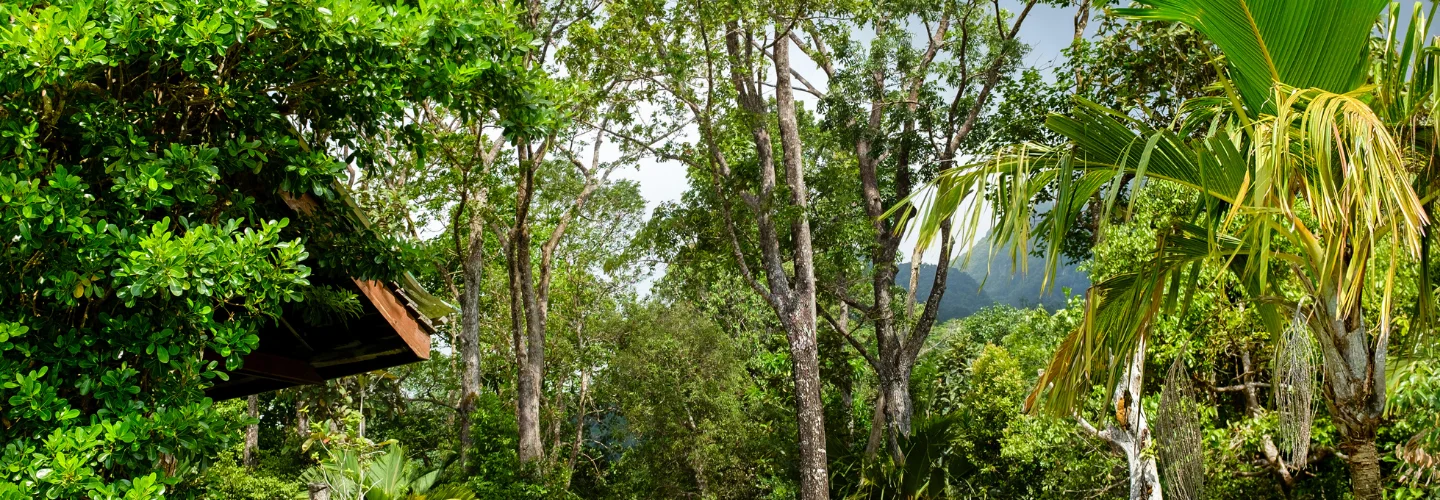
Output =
[
  {"x1": 597, "y1": 1, "x2": 837, "y2": 495},
  {"x1": 715, "y1": 20, "x2": 831, "y2": 497},
  {"x1": 808, "y1": 0, "x2": 1040, "y2": 460},
  {"x1": 424, "y1": 112, "x2": 506, "y2": 471}
]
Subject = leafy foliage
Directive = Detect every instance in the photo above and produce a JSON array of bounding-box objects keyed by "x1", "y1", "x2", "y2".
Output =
[
  {"x1": 0, "y1": 0, "x2": 546, "y2": 495},
  {"x1": 11, "y1": 0, "x2": 1440, "y2": 499}
]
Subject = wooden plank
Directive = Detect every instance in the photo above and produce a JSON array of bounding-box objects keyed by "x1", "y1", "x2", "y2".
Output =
[{"x1": 352, "y1": 279, "x2": 431, "y2": 360}]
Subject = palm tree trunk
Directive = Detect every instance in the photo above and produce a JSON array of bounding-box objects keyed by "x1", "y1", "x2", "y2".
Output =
[
  {"x1": 1313, "y1": 297, "x2": 1387, "y2": 500},
  {"x1": 1117, "y1": 340, "x2": 1161, "y2": 500},
  {"x1": 1346, "y1": 441, "x2": 1384, "y2": 499}
]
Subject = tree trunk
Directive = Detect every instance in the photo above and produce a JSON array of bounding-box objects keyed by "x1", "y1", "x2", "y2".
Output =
[
  {"x1": 563, "y1": 367, "x2": 590, "y2": 487},
  {"x1": 296, "y1": 395, "x2": 308, "y2": 437},
  {"x1": 1120, "y1": 340, "x2": 1161, "y2": 500},
  {"x1": 1302, "y1": 279, "x2": 1389, "y2": 500},
  {"x1": 1073, "y1": 0, "x2": 1092, "y2": 92},
  {"x1": 1314, "y1": 309, "x2": 1387, "y2": 500},
  {"x1": 774, "y1": 29, "x2": 830, "y2": 500},
  {"x1": 505, "y1": 154, "x2": 547, "y2": 468},
  {"x1": 865, "y1": 392, "x2": 886, "y2": 460},
  {"x1": 1345, "y1": 441, "x2": 1383, "y2": 500},
  {"x1": 509, "y1": 235, "x2": 546, "y2": 467},
  {"x1": 783, "y1": 307, "x2": 831, "y2": 500},
  {"x1": 502, "y1": 133, "x2": 603, "y2": 471},
  {"x1": 308, "y1": 483, "x2": 329, "y2": 500},
  {"x1": 457, "y1": 212, "x2": 486, "y2": 471},
  {"x1": 865, "y1": 252, "x2": 908, "y2": 459},
  {"x1": 879, "y1": 368, "x2": 912, "y2": 462},
  {"x1": 244, "y1": 395, "x2": 259, "y2": 468},
  {"x1": 516, "y1": 267, "x2": 546, "y2": 466},
  {"x1": 1082, "y1": 338, "x2": 1161, "y2": 500}
]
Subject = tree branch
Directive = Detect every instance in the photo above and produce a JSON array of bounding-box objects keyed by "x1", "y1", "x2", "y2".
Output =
[{"x1": 820, "y1": 306, "x2": 878, "y2": 371}]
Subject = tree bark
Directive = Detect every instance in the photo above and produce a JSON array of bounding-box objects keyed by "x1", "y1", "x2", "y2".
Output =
[
  {"x1": 1094, "y1": 337, "x2": 1164, "y2": 500},
  {"x1": 878, "y1": 369, "x2": 912, "y2": 461},
  {"x1": 458, "y1": 209, "x2": 486, "y2": 471},
  {"x1": 864, "y1": 392, "x2": 886, "y2": 460},
  {"x1": 784, "y1": 309, "x2": 830, "y2": 499},
  {"x1": 508, "y1": 159, "x2": 546, "y2": 466},
  {"x1": 244, "y1": 395, "x2": 259, "y2": 468},
  {"x1": 1304, "y1": 281, "x2": 1387, "y2": 500},
  {"x1": 1346, "y1": 441, "x2": 1383, "y2": 500},
  {"x1": 1080, "y1": 338, "x2": 1160, "y2": 500},
  {"x1": 773, "y1": 27, "x2": 831, "y2": 500},
  {"x1": 1118, "y1": 340, "x2": 1162, "y2": 500}
]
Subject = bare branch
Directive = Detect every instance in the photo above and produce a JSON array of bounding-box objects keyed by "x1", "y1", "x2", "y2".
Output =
[{"x1": 820, "y1": 307, "x2": 879, "y2": 371}]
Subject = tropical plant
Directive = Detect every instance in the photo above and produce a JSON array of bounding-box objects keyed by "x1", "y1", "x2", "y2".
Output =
[
  {"x1": 301, "y1": 444, "x2": 464, "y2": 500},
  {"x1": 904, "y1": 0, "x2": 1427, "y2": 497},
  {"x1": 836, "y1": 414, "x2": 972, "y2": 499}
]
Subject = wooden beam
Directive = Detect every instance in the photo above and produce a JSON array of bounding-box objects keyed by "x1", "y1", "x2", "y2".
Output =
[{"x1": 353, "y1": 279, "x2": 431, "y2": 360}]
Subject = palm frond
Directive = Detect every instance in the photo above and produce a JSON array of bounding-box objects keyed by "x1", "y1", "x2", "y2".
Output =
[
  {"x1": 899, "y1": 98, "x2": 1247, "y2": 292},
  {"x1": 1115, "y1": 0, "x2": 1387, "y2": 114},
  {"x1": 1257, "y1": 86, "x2": 1427, "y2": 323},
  {"x1": 1374, "y1": 1, "x2": 1439, "y2": 125},
  {"x1": 1026, "y1": 225, "x2": 1241, "y2": 414}
]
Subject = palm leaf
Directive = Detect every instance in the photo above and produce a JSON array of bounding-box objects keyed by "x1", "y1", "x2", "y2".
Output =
[
  {"x1": 365, "y1": 445, "x2": 412, "y2": 500},
  {"x1": 1027, "y1": 224, "x2": 1243, "y2": 414},
  {"x1": 1115, "y1": 0, "x2": 1387, "y2": 114}
]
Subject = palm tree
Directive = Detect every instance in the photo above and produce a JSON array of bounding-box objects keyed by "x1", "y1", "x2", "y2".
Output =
[{"x1": 903, "y1": 0, "x2": 1429, "y2": 498}]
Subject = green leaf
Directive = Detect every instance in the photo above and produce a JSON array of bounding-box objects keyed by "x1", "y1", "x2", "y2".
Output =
[
  {"x1": 1116, "y1": 0, "x2": 1387, "y2": 113},
  {"x1": 256, "y1": 17, "x2": 277, "y2": 29}
]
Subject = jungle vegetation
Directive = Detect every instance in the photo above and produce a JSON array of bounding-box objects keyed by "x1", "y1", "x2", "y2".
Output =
[{"x1": 2, "y1": 0, "x2": 1440, "y2": 498}]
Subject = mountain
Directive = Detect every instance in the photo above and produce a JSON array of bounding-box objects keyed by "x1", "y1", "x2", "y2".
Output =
[
  {"x1": 894, "y1": 263, "x2": 995, "y2": 323},
  {"x1": 957, "y1": 231, "x2": 1089, "y2": 311},
  {"x1": 895, "y1": 231, "x2": 1090, "y2": 323}
]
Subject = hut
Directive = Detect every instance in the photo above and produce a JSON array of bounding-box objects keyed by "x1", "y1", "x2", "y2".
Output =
[{"x1": 205, "y1": 189, "x2": 454, "y2": 399}]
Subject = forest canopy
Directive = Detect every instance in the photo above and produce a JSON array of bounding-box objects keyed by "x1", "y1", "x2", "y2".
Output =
[{"x1": 2, "y1": 0, "x2": 1440, "y2": 499}]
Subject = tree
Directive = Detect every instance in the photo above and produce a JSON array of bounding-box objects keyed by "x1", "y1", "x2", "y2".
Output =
[
  {"x1": 596, "y1": 1, "x2": 838, "y2": 495},
  {"x1": 0, "y1": 0, "x2": 541, "y2": 495},
  {"x1": 808, "y1": 0, "x2": 1043, "y2": 461},
  {"x1": 909, "y1": 0, "x2": 1425, "y2": 497}
]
